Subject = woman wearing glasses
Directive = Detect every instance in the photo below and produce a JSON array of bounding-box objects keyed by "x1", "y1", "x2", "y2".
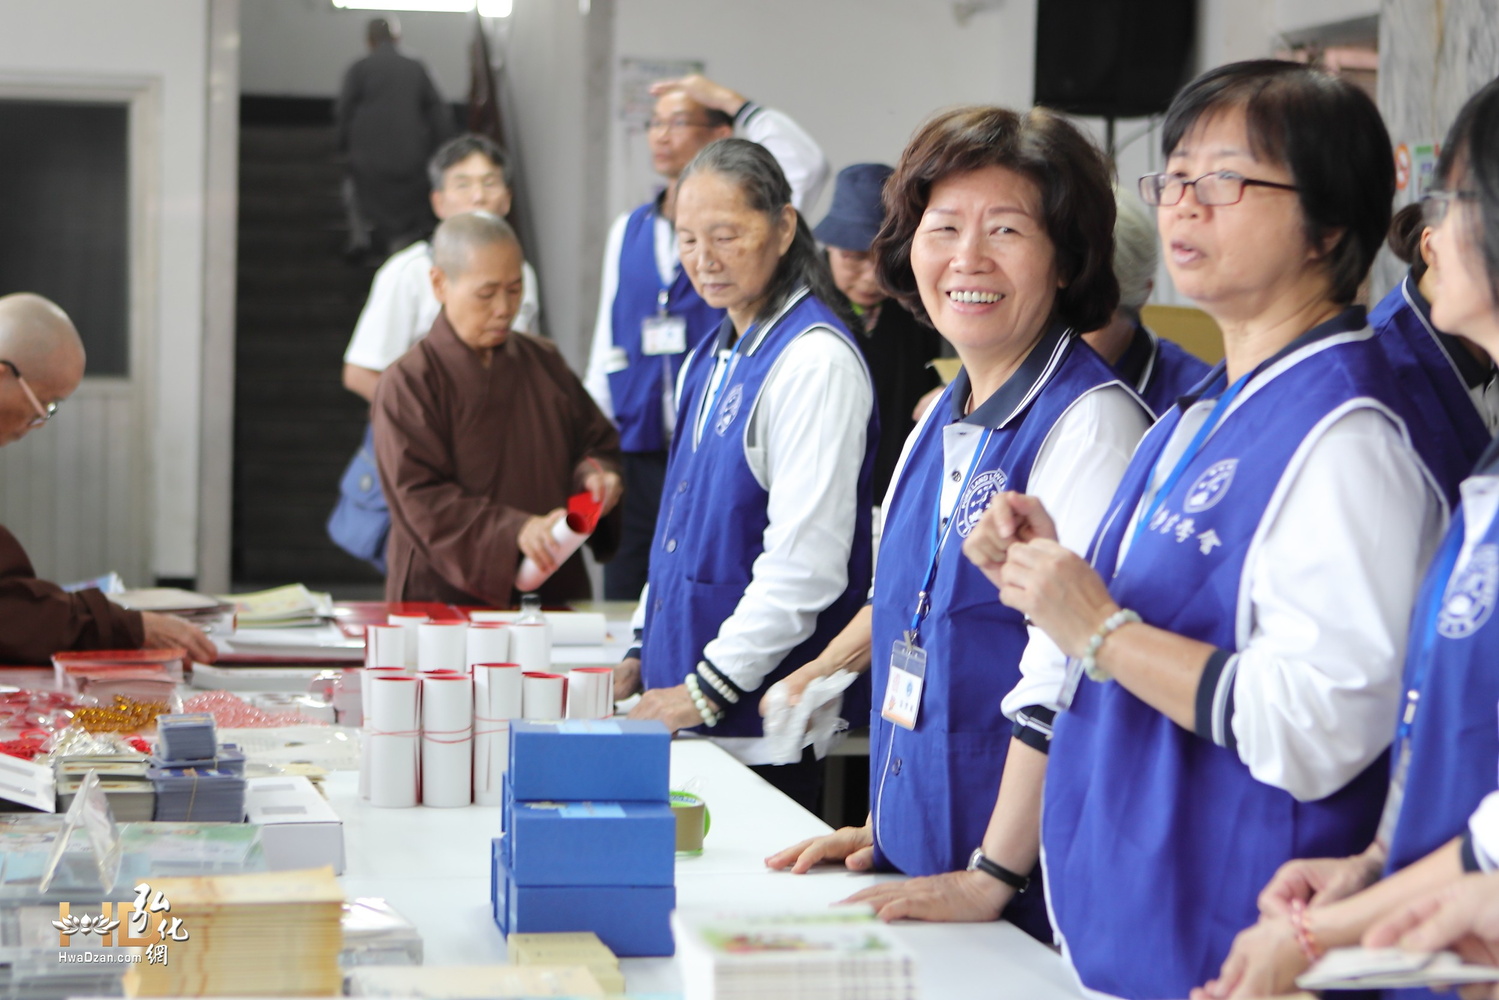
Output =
[
  {"x1": 955, "y1": 61, "x2": 1453, "y2": 998},
  {"x1": 1184, "y1": 75, "x2": 1499, "y2": 1000}
]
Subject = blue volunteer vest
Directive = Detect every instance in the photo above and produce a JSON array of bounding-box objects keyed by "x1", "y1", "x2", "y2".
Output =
[
  {"x1": 1371, "y1": 273, "x2": 1493, "y2": 509},
  {"x1": 869, "y1": 327, "x2": 1138, "y2": 941},
  {"x1": 1045, "y1": 320, "x2": 1422, "y2": 1000},
  {"x1": 1380, "y1": 444, "x2": 1499, "y2": 1000},
  {"x1": 640, "y1": 290, "x2": 877, "y2": 737},
  {"x1": 1140, "y1": 334, "x2": 1212, "y2": 417},
  {"x1": 607, "y1": 203, "x2": 725, "y2": 453}
]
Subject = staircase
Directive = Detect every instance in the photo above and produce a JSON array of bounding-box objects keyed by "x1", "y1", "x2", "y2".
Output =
[{"x1": 232, "y1": 99, "x2": 384, "y2": 590}]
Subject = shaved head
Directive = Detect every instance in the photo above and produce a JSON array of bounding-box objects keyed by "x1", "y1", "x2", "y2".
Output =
[
  {"x1": 431, "y1": 211, "x2": 520, "y2": 278},
  {"x1": 0, "y1": 294, "x2": 84, "y2": 444}
]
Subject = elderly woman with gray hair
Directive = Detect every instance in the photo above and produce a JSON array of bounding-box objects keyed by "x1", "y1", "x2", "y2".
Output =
[{"x1": 1082, "y1": 188, "x2": 1210, "y2": 416}]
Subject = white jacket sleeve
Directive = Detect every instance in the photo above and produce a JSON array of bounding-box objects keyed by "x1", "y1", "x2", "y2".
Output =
[
  {"x1": 735, "y1": 102, "x2": 830, "y2": 214},
  {"x1": 584, "y1": 212, "x2": 632, "y2": 420}
]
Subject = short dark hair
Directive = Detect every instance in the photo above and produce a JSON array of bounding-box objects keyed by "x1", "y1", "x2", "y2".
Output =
[
  {"x1": 368, "y1": 17, "x2": 398, "y2": 46},
  {"x1": 1387, "y1": 202, "x2": 1428, "y2": 282},
  {"x1": 677, "y1": 138, "x2": 859, "y2": 333},
  {"x1": 1436, "y1": 75, "x2": 1499, "y2": 304},
  {"x1": 874, "y1": 105, "x2": 1118, "y2": 332},
  {"x1": 1161, "y1": 60, "x2": 1393, "y2": 305},
  {"x1": 428, "y1": 134, "x2": 509, "y2": 192}
]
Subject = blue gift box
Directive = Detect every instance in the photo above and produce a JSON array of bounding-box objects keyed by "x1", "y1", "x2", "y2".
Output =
[
  {"x1": 492, "y1": 840, "x2": 675, "y2": 957},
  {"x1": 507, "y1": 720, "x2": 669, "y2": 803},
  {"x1": 505, "y1": 799, "x2": 675, "y2": 887}
]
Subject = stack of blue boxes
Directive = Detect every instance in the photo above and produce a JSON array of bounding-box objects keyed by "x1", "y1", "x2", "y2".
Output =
[{"x1": 492, "y1": 719, "x2": 676, "y2": 957}]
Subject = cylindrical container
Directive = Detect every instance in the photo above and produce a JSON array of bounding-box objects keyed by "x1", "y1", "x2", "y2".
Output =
[
  {"x1": 417, "y1": 622, "x2": 468, "y2": 674},
  {"x1": 420, "y1": 674, "x2": 474, "y2": 808},
  {"x1": 365, "y1": 624, "x2": 407, "y2": 670},
  {"x1": 362, "y1": 667, "x2": 408, "y2": 722},
  {"x1": 514, "y1": 515, "x2": 591, "y2": 592},
  {"x1": 473, "y1": 662, "x2": 524, "y2": 805},
  {"x1": 521, "y1": 671, "x2": 566, "y2": 720},
  {"x1": 670, "y1": 790, "x2": 710, "y2": 856},
  {"x1": 466, "y1": 624, "x2": 510, "y2": 673},
  {"x1": 366, "y1": 675, "x2": 421, "y2": 808},
  {"x1": 509, "y1": 622, "x2": 551, "y2": 673},
  {"x1": 564, "y1": 667, "x2": 614, "y2": 720},
  {"x1": 387, "y1": 612, "x2": 429, "y2": 669}
]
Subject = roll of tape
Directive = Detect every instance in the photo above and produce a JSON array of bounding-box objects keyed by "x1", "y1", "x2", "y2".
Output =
[{"x1": 669, "y1": 790, "x2": 710, "y2": 855}]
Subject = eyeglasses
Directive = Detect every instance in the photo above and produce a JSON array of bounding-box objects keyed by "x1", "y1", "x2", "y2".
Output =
[
  {"x1": 646, "y1": 116, "x2": 714, "y2": 134},
  {"x1": 0, "y1": 360, "x2": 58, "y2": 428},
  {"x1": 1139, "y1": 170, "x2": 1300, "y2": 207},
  {"x1": 1420, "y1": 189, "x2": 1480, "y2": 228}
]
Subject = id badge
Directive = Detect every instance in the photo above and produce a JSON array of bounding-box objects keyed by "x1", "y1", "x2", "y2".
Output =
[
  {"x1": 881, "y1": 635, "x2": 927, "y2": 731},
  {"x1": 1373, "y1": 740, "x2": 1411, "y2": 852},
  {"x1": 641, "y1": 315, "x2": 688, "y2": 356}
]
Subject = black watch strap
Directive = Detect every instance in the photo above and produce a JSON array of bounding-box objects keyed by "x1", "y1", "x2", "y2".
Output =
[{"x1": 967, "y1": 848, "x2": 1030, "y2": 893}]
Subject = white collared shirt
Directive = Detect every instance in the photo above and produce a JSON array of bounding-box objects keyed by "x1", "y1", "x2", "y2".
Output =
[{"x1": 342, "y1": 241, "x2": 540, "y2": 372}]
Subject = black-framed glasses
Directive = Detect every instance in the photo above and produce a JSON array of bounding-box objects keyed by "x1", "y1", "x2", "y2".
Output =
[
  {"x1": 646, "y1": 116, "x2": 714, "y2": 134},
  {"x1": 0, "y1": 360, "x2": 58, "y2": 428},
  {"x1": 1139, "y1": 170, "x2": 1300, "y2": 207},
  {"x1": 1420, "y1": 189, "x2": 1480, "y2": 228}
]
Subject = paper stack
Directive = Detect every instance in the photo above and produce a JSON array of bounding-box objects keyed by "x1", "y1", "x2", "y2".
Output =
[
  {"x1": 673, "y1": 907, "x2": 920, "y2": 1000},
  {"x1": 122, "y1": 866, "x2": 345, "y2": 997},
  {"x1": 1299, "y1": 946, "x2": 1499, "y2": 991},
  {"x1": 148, "y1": 766, "x2": 247, "y2": 822},
  {"x1": 492, "y1": 720, "x2": 675, "y2": 957},
  {"x1": 107, "y1": 588, "x2": 237, "y2": 637},
  {"x1": 219, "y1": 583, "x2": 334, "y2": 628},
  {"x1": 508, "y1": 931, "x2": 625, "y2": 994},
  {"x1": 52, "y1": 649, "x2": 184, "y2": 701},
  {"x1": 156, "y1": 713, "x2": 219, "y2": 764},
  {"x1": 346, "y1": 964, "x2": 603, "y2": 997}
]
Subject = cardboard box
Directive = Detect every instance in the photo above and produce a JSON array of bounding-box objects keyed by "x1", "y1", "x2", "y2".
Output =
[
  {"x1": 492, "y1": 841, "x2": 675, "y2": 957},
  {"x1": 507, "y1": 720, "x2": 669, "y2": 803},
  {"x1": 244, "y1": 775, "x2": 345, "y2": 874},
  {"x1": 505, "y1": 799, "x2": 674, "y2": 887}
]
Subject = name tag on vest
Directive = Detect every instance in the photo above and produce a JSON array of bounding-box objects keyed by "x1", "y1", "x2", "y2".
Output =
[
  {"x1": 881, "y1": 637, "x2": 927, "y2": 730},
  {"x1": 642, "y1": 315, "x2": 688, "y2": 356}
]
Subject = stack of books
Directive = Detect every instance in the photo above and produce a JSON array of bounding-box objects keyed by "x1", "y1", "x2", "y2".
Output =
[
  {"x1": 673, "y1": 908, "x2": 920, "y2": 1000},
  {"x1": 107, "y1": 588, "x2": 237, "y2": 638},
  {"x1": 220, "y1": 584, "x2": 334, "y2": 628},
  {"x1": 508, "y1": 931, "x2": 624, "y2": 994},
  {"x1": 122, "y1": 866, "x2": 344, "y2": 997},
  {"x1": 492, "y1": 720, "x2": 675, "y2": 957},
  {"x1": 56, "y1": 749, "x2": 155, "y2": 821}
]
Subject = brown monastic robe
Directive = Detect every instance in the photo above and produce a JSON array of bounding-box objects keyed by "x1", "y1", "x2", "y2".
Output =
[
  {"x1": 372, "y1": 313, "x2": 623, "y2": 606},
  {"x1": 0, "y1": 525, "x2": 143, "y2": 664}
]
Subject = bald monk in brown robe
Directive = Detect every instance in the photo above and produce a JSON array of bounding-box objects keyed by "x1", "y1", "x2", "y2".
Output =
[
  {"x1": 373, "y1": 212, "x2": 624, "y2": 606},
  {"x1": 0, "y1": 294, "x2": 217, "y2": 664}
]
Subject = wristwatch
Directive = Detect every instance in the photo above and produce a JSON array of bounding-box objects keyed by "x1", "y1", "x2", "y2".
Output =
[{"x1": 967, "y1": 848, "x2": 1030, "y2": 893}]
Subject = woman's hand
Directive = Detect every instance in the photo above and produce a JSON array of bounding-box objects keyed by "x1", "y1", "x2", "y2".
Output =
[
  {"x1": 1365, "y1": 872, "x2": 1499, "y2": 982},
  {"x1": 765, "y1": 824, "x2": 875, "y2": 874},
  {"x1": 1190, "y1": 916, "x2": 1308, "y2": 1000},
  {"x1": 839, "y1": 869, "x2": 1012, "y2": 922},
  {"x1": 962, "y1": 492, "x2": 1058, "y2": 587},
  {"x1": 141, "y1": 612, "x2": 218, "y2": 665},
  {"x1": 580, "y1": 467, "x2": 624, "y2": 516},
  {"x1": 1259, "y1": 854, "x2": 1383, "y2": 917},
  {"x1": 614, "y1": 657, "x2": 642, "y2": 701},
  {"x1": 628, "y1": 683, "x2": 711, "y2": 734},
  {"x1": 998, "y1": 539, "x2": 1118, "y2": 658},
  {"x1": 761, "y1": 658, "x2": 835, "y2": 715}
]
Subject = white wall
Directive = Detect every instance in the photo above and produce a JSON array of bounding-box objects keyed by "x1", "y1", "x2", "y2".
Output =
[
  {"x1": 240, "y1": 0, "x2": 476, "y2": 99},
  {"x1": 608, "y1": 0, "x2": 1036, "y2": 224},
  {"x1": 0, "y1": 0, "x2": 217, "y2": 582}
]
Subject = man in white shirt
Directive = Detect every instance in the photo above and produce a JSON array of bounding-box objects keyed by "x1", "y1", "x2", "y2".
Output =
[
  {"x1": 584, "y1": 74, "x2": 829, "y2": 600},
  {"x1": 341, "y1": 133, "x2": 540, "y2": 402}
]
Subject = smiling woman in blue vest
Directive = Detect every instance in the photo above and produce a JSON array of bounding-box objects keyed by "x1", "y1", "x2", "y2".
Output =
[
  {"x1": 1176, "y1": 75, "x2": 1499, "y2": 1000},
  {"x1": 614, "y1": 138, "x2": 876, "y2": 808},
  {"x1": 762, "y1": 106, "x2": 1152, "y2": 940},
  {"x1": 959, "y1": 62, "x2": 1455, "y2": 999}
]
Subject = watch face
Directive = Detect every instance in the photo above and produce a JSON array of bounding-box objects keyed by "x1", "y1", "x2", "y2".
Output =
[{"x1": 967, "y1": 848, "x2": 983, "y2": 871}]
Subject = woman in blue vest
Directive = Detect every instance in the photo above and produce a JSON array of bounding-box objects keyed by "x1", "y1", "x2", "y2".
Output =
[
  {"x1": 763, "y1": 106, "x2": 1152, "y2": 940},
  {"x1": 957, "y1": 61, "x2": 1453, "y2": 999},
  {"x1": 617, "y1": 138, "x2": 877, "y2": 809},
  {"x1": 1177, "y1": 75, "x2": 1499, "y2": 1000}
]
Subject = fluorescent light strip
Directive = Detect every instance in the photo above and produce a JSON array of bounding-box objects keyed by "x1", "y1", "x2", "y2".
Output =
[{"x1": 331, "y1": 0, "x2": 510, "y2": 14}]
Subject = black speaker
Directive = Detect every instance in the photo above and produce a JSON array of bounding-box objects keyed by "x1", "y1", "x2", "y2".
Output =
[{"x1": 1034, "y1": 0, "x2": 1198, "y2": 119}]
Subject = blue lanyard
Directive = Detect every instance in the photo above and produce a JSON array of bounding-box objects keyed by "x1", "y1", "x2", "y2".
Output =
[
  {"x1": 699, "y1": 326, "x2": 753, "y2": 440},
  {"x1": 907, "y1": 427, "x2": 997, "y2": 641},
  {"x1": 1132, "y1": 371, "x2": 1251, "y2": 548},
  {"x1": 1395, "y1": 525, "x2": 1465, "y2": 745}
]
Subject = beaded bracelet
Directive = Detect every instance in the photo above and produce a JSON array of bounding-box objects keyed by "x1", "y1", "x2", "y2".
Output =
[
  {"x1": 695, "y1": 661, "x2": 741, "y2": 705},
  {"x1": 684, "y1": 673, "x2": 723, "y2": 727},
  {"x1": 1081, "y1": 608, "x2": 1141, "y2": 682},
  {"x1": 1288, "y1": 899, "x2": 1324, "y2": 964}
]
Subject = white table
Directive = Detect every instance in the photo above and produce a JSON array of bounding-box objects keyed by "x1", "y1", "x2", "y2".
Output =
[{"x1": 330, "y1": 738, "x2": 1081, "y2": 998}]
